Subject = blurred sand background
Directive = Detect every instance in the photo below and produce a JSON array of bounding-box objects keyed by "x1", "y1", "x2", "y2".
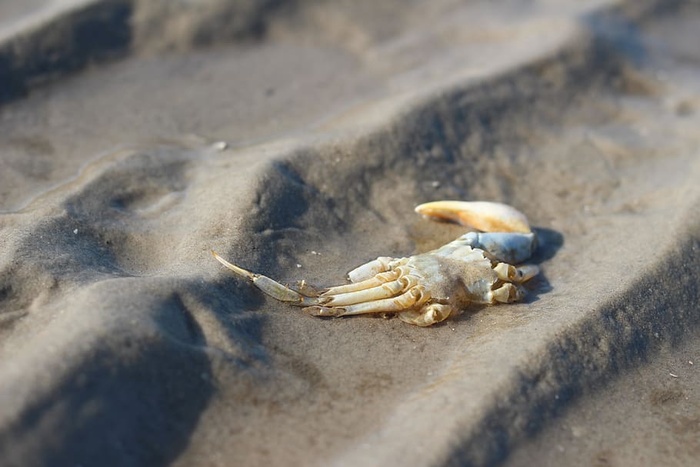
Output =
[{"x1": 0, "y1": 1, "x2": 699, "y2": 466}]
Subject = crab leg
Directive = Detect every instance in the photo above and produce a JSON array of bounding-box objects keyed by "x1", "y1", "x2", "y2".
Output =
[
  {"x1": 212, "y1": 251, "x2": 320, "y2": 306},
  {"x1": 347, "y1": 257, "x2": 394, "y2": 282},
  {"x1": 490, "y1": 283, "x2": 525, "y2": 303},
  {"x1": 493, "y1": 263, "x2": 539, "y2": 283},
  {"x1": 322, "y1": 274, "x2": 419, "y2": 307},
  {"x1": 307, "y1": 286, "x2": 428, "y2": 317},
  {"x1": 321, "y1": 268, "x2": 402, "y2": 295},
  {"x1": 322, "y1": 278, "x2": 405, "y2": 306},
  {"x1": 398, "y1": 303, "x2": 453, "y2": 326}
]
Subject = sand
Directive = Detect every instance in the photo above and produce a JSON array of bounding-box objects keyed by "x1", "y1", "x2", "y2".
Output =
[{"x1": 0, "y1": 0, "x2": 699, "y2": 466}]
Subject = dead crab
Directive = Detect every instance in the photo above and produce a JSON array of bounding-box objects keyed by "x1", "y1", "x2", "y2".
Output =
[{"x1": 213, "y1": 201, "x2": 539, "y2": 326}]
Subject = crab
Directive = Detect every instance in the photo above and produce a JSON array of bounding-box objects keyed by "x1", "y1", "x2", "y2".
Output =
[{"x1": 213, "y1": 200, "x2": 539, "y2": 326}]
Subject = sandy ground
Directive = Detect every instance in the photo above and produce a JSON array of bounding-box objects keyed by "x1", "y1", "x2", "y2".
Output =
[{"x1": 0, "y1": 1, "x2": 699, "y2": 466}]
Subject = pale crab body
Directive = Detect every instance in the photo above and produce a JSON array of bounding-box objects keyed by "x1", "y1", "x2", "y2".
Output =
[{"x1": 213, "y1": 201, "x2": 540, "y2": 326}]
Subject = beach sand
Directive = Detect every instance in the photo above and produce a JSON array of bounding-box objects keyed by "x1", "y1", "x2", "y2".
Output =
[{"x1": 1, "y1": 1, "x2": 699, "y2": 465}]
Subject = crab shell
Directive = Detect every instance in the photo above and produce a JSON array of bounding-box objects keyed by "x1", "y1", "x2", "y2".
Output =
[{"x1": 213, "y1": 201, "x2": 539, "y2": 326}]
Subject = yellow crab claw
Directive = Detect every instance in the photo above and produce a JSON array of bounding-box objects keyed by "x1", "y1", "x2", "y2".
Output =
[{"x1": 414, "y1": 200, "x2": 531, "y2": 234}]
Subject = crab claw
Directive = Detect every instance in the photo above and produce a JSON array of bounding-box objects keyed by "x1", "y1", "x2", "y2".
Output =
[
  {"x1": 211, "y1": 250, "x2": 320, "y2": 306},
  {"x1": 414, "y1": 200, "x2": 531, "y2": 234}
]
